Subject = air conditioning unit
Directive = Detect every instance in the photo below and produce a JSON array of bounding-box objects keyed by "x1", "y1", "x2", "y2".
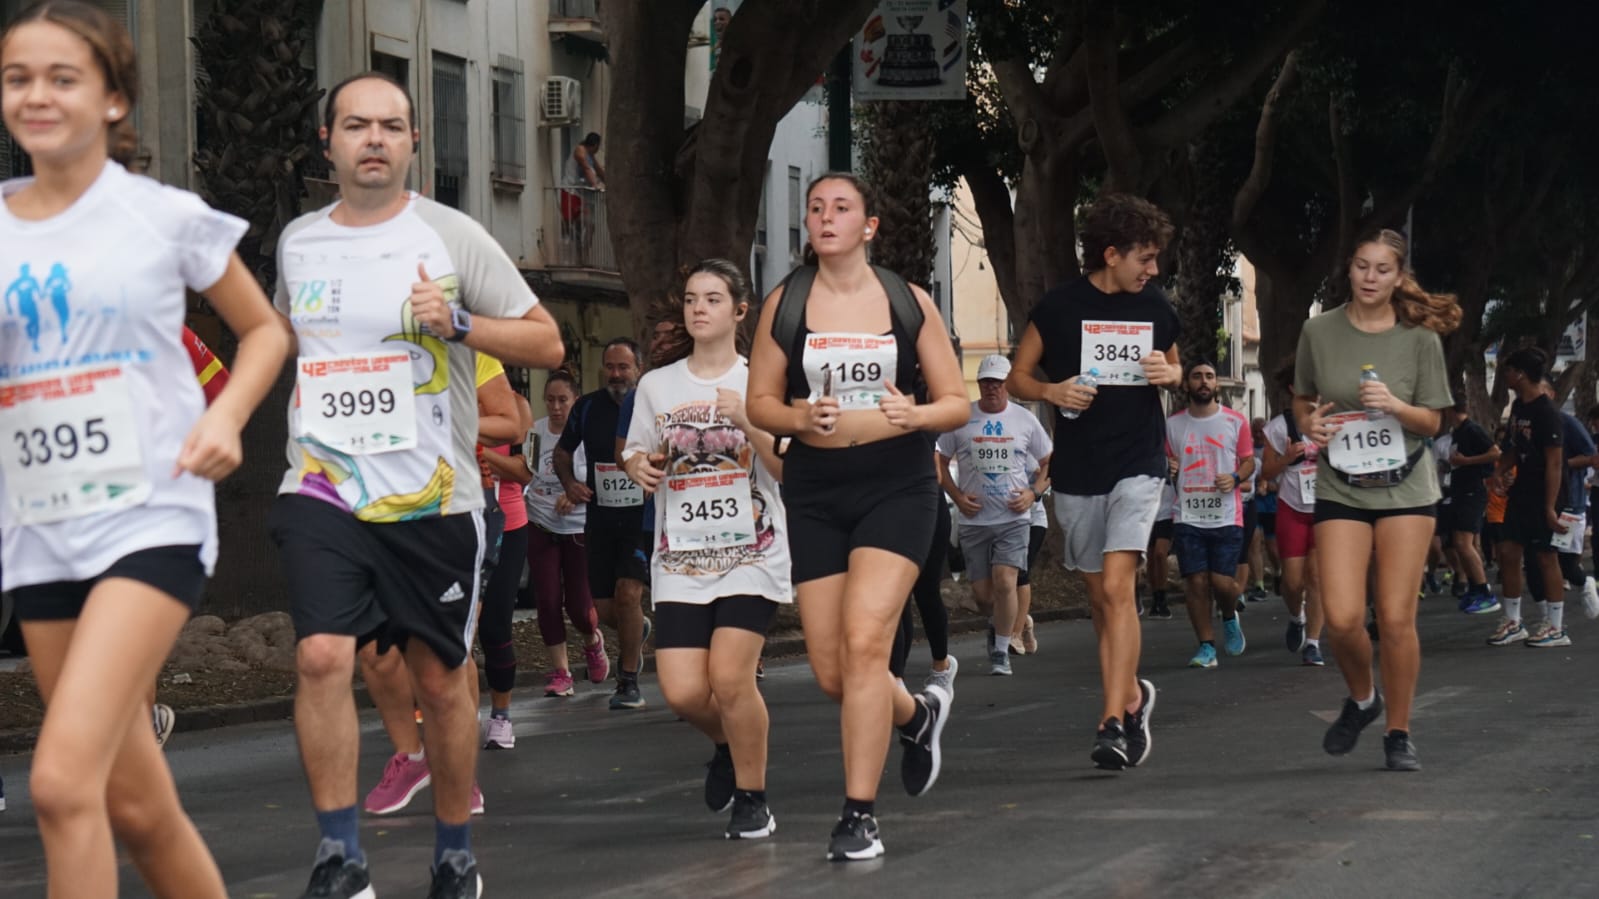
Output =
[{"x1": 540, "y1": 77, "x2": 581, "y2": 126}]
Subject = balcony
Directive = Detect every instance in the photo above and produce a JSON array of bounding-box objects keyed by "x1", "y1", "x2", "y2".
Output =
[
  {"x1": 549, "y1": 0, "x2": 605, "y2": 44},
  {"x1": 545, "y1": 186, "x2": 618, "y2": 277}
]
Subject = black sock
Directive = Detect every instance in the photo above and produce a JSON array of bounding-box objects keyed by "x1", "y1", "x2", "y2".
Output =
[
  {"x1": 1201, "y1": 640, "x2": 1216, "y2": 649},
  {"x1": 1470, "y1": 582, "x2": 1488, "y2": 592},
  {"x1": 736, "y1": 788, "x2": 766, "y2": 805},
  {"x1": 1387, "y1": 728, "x2": 1408, "y2": 738},
  {"x1": 896, "y1": 696, "x2": 929, "y2": 740},
  {"x1": 843, "y1": 797, "x2": 875, "y2": 818},
  {"x1": 714, "y1": 742, "x2": 731, "y2": 761},
  {"x1": 619, "y1": 670, "x2": 638, "y2": 684},
  {"x1": 1153, "y1": 590, "x2": 1166, "y2": 604}
]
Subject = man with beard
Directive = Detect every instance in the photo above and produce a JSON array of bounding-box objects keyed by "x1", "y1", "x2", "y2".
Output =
[
  {"x1": 1165, "y1": 360, "x2": 1254, "y2": 668},
  {"x1": 556, "y1": 338, "x2": 652, "y2": 708}
]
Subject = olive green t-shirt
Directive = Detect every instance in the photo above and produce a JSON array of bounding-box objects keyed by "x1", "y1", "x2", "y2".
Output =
[{"x1": 1293, "y1": 308, "x2": 1452, "y2": 510}]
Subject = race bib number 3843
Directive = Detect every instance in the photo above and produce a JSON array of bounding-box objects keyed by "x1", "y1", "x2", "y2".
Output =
[
  {"x1": 295, "y1": 352, "x2": 417, "y2": 454},
  {"x1": 1080, "y1": 321, "x2": 1154, "y2": 386},
  {"x1": 0, "y1": 366, "x2": 150, "y2": 525}
]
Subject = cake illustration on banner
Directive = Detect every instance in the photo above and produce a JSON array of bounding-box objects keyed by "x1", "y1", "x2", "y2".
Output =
[{"x1": 878, "y1": 15, "x2": 940, "y2": 87}]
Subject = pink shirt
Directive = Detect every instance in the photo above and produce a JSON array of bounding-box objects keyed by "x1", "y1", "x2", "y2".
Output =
[
  {"x1": 495, "y1": 444, "x2": 528, "y2": 530},
  {"x1": 1165, "y1": 406, "x2": 1253, "y2": 528}
]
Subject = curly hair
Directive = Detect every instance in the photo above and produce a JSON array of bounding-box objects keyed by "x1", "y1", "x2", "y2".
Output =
[
  {"x1": 1079, "y1": 193, "x2": 1174, "y2": 272},
  {"x1": 4, "y1": 0, "x2": 140, "y2": 166},
  {"x1": 1353, "y1": 229, "x2": 1461, "y2": 336}
]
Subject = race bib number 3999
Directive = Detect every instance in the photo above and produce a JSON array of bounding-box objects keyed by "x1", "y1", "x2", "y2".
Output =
[
  {"x1": 0, "y1": 366, "x2": 150, "y2": 525},
  {"x1": 1080, "y1": 321, "x2": 1154, "y2": 386},
  {"x1": 295, "y1": 352, "x2": 417, "y2": 454}
]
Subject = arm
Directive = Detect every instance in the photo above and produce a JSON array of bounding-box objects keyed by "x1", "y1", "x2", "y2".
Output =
[
  {"x1": 577, "y1": 147, "x2": 602, "y2": 188},
  {"x1": 937, "y1": 450, "x2": 981, "y2": 518},
  {"x1": 1545, "y1": 445, "x2": 1565, "y2": 518},
  {"x1": 177, "y1": 255, "x2": 291, "y2": 480},
  {"x1": 1006, "y1": 323, "x2": 1091, "y2": 411},
  {"x1": 1357, "y1": 375, "x2": 1443, "y2": 437},
  {"x1": 481, "y1": 448, "x2": 532, "y2": 486},
  {"x1": 476, "y1": 373, "x2": 521, "y2": 446},
  {"x1": 1140, "y1": 341, "x2": 1184, "y2": 388},
  {"x1": 882, "y1": 286, "x2": 968, "y2": 433}
]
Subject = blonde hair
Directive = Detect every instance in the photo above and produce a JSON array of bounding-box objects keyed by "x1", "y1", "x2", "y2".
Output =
[{"x1": 1355, "y1": 228, "x2": 1461, "y2": 336}]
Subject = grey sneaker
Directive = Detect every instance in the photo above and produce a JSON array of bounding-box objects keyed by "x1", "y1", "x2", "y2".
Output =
[
  {"x1": 923, "y1": 654, "x2": 959, "y2": 695},
  {"x1": 988, "y1": 649, "x2": 1012, "y2": 676}
]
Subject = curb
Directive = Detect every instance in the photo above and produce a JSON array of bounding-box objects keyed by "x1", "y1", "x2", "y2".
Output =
[{"x1": 0, "y1": 605, "x2": 1090, "y2": 755}]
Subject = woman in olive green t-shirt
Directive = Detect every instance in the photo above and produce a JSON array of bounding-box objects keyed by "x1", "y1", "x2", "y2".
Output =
[{"x1": 1292, "y1": 228, "x2": 1457, "y2": 772}]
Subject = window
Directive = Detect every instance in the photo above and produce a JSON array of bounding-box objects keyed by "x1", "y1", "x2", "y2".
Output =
[
  {"x1": 787, "y1": 166, "x2": 802, "y2": 263},
  {"x1": 491, "y1": 59, "x2": 525, "y2": 182},
  {"x1": 431, "y1": 54, "x2": 468, "y2": 211},
  {"x1": 371, "y1": 51, "x2": 409, "y2": 89}
]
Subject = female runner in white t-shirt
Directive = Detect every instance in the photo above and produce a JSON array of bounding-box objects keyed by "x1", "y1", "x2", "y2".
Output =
[
  {"x1": 0, "y1": 3, "x2": 287, "y2": 896},
  {"x1": 622, "y1": 259, "x2": 790, "y2": 839}
]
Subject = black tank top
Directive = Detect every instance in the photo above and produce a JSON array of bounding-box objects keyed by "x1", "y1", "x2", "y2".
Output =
[{"x1": 779, "y1": 278, "x2": 921, "y2": 403}]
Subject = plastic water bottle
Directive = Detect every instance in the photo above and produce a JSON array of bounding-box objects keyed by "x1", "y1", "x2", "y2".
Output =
[
  {"x1": 1061, "y1": 367, "x2": 1100, "y2": 420},
  {"x1": 1360, "y1": 365, "x2": 1382, "y2": 420}
]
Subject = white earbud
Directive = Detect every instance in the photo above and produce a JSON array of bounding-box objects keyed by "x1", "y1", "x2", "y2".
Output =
[
  {"x1": 107, "y1": 107, "x2": 119, "y2": 118},
  {"x1": 864, "y1": 228, "x2": 873, "y2": 235}
]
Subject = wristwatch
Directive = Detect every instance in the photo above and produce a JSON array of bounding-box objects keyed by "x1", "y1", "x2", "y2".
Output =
[{"x1": 445, "y1": 307, "x2": 472, "y2": 343}]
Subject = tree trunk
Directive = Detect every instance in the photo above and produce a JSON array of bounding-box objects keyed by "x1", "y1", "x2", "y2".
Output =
[
  {"x1": 1010, "y1": 149, "x2": 1080, "y2": 318},
  {"x1": 961, "y1": 162, "x2": 1022, "y2": 332},
  {"x1": 860, "y1": 101, "x2": 936, "y2": 288}
]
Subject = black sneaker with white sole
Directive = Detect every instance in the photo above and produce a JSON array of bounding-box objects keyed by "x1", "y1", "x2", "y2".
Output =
[
  {"x1": 1091, "y1": 717, "x2": 1130, "y2": 770},
  {"x1": 299, "y1": 852, "x2": 374, "y2": 899},
  {"x1": 1383, "y1": 731, "x2": 1420, "y2": 771},
  {"x1": 1323, "y1": 694, "x2": 1384, "y2": 755},
  {"x1": 826, "y1": 812, "x2": 884, "y2": 861},
  {"x1": 899, "y1": 683, "x2": 951, "y2": 796},
  {"x1": 725, "y1": 794, "x2": 776, "y2": 839},
  {"x1": 704, "y1": 748, "x2": 735, "y2": 812},
  {"x1": 1125, "y1": 679, "x2": 1156, "y2": 767},
  {"x1": 426, "y1": 852, "x2": 482, "y2": 899}
]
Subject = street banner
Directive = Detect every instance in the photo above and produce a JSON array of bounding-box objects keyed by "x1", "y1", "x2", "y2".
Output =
[{"x1": 853, "y1": 0, "x2": 967, "y2": 101}]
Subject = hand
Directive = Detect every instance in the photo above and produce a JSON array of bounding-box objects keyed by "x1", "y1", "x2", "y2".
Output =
[
  {"x1": 1214, "y1": 473, "x2": 1237, "y2": 492},
  {"x1": 715, "y1": 388, "x2": 750, "y2": 432},
  {"x1": 410, "y1": 262, "x2": 455, "y2": 339},
  {"x1": 563, "y1": 481, "x2": 594, "y2": 506},
  {"x1": 1448, "y1": 450, "x2": 1468, "y2": 467},
  {"x1": 1305, "y1": 402, "x2": 1338, "y2": 448},
  {"x1": 624, "y1": 452, "x2": 666, "y2": 495},
  {"x1": 1167, "y1": 456, "x2": 1179, "y2": 479},
  {"x1": 954, "y1": 492, "x2": 982, "y2": 517},
  {"x1": 878, "y1": 381, "x2": 919, "y2": 430},
  {"x1": 806, "y1": 395, "x2": 841, "y2": 435},
  {"x1": 1005, "y1": 487, "x2": 1035, "y2": 514},
  {"x1": 1047, "y1": 376, "x2": 1097, "y2": 412},
  {"x1": 174, "y1": 408, "x2": 243, "y2": 481},
  {"x1": 1286, "y1": 440, "x2": 1307, "y2": 464},
  {"x1": 1358, "y1": 378, "x2": 1399, "y2": 416},
  {"x1": 555, "y1": 495, "x2": 575, "y2": 516},
  {"x1": 1141, "y1": 354, "x2": 1181, "y2": 387},
  {"x1": 1548, "y1": 508, "x2": 1568, "y2": 533}
]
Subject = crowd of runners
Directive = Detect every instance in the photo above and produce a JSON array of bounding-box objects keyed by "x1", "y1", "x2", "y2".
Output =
[{"x1": 1, "y1": 3, "x2": 1596, "y2": 898}]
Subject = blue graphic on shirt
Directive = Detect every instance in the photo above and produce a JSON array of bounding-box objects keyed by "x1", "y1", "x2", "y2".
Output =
[
  {"x1": 982, "y1": 419, "x2": 1004, "y2": 437},
  {"x1": 5, "y1": 263, "x2": 44, "y2": 352},
  {"x1": 45, "y1": 263, "x2": 71, "y2": 343}
]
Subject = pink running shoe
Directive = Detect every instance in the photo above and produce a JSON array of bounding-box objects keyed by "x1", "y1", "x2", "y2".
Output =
[
  {"x1": 584, "y1": 632, "x2": 610, "y2": 684},
  {"x1": 365, "y1": 752, "x2": 430, "y2": 815},
  {"x1": 471, "y1": 782, "x2": 485, "y2": 815},
  {"x1": 545, "y1": 670, "x2": 576, "y2": 697}
]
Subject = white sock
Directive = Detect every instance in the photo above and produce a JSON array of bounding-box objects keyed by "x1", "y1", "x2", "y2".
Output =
[
  {"x1": 1504, "y1": 595, "x2": 1523, "y2": 622},
  {"x1": 1292, "y1": 612, "x2": 1307, "y2": 624},
  {"x1": 1355, "y1": 692, "x2": 1376, "y2": 710},
  {"x1": 407, "y1": 750, "x2": 425, "y2": 762},
  {"x1": 1549, "y1": 601, "x2": 1565, "y2": 631},
  {"x1": 1536, "y1": 599, "x2": 1549, "y2": 625},
  {"x1": 1306, "y1": 637, "x2": 1320, "y2": 648},
  {"x1": 992, "y1": 633, "x2": 1011, "y2": 655}
]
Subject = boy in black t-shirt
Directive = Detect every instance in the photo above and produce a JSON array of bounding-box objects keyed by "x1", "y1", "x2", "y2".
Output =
[
  {"x1": 1443, "y1": 401, "x2": 1500, "y2": 613},
  {"x1": 1008, "y1": 194, "x2": 1183, "y2": 770}
]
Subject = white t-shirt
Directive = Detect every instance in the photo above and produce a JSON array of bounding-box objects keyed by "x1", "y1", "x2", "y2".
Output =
[
  {"x1": 1155, "y1": 478, "x2": 1177, "y2": 523},
  {"x1": 622, "y1": 357, "x2": 791, "y2": 605},
  {"x1": 274, "y1": 194, "x2": 538, "y2": 521},
  {"x1": 1263, "y1": 414, "x2": 1318, "y2": 514},
  {"x1": 525, "y1": 416, "x2": 586, "y2": 535},
  {"x1": 1165, "y1": 405, "x2": 1253, "y2": 529},
  {"x1": 937, "y1": 401, "x2": 1053, "y2": 528},
  {"x1": 0, "y1": 162, "x2": 245, "y2": 588}
]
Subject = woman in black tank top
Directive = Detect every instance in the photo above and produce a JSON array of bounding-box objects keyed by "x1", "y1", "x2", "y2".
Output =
[{"x1": 747, "y1": 172, "x2": 967, "y2": 861}]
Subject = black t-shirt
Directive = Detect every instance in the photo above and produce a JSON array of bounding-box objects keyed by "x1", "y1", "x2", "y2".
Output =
[
  {"x1": 1504, "y1": 394, "x2": 1564, "y2": 508},
  {"x1": 557, "y1": 388, "x2": 642, "y2": 531},
  {"x1": 1028, "y1": 276, "x2": 1181, "y2": 495},
  {"x1": 1448, "y1": 418, "x2": 1495, "y2": 497}
]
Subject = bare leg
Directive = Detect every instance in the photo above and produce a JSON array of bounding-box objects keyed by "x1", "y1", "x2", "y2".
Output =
[
  {"x1": 1080, "y1": 551, "x2": 1144, "y2": 722},
  {"x1": 358, "y1": 642, "x2": 422, "y2": 756}
]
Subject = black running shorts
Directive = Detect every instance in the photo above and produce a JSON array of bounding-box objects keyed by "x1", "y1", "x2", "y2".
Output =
[
  {"x1": 585, "y1": 524, "x2": 652, "y2": 599},
  {"x1": 10, "y1": 544, "x2": 206, "y2": 620},
  {"x1": 653, "y1": 594, "x2": 779, "y2": 650}
]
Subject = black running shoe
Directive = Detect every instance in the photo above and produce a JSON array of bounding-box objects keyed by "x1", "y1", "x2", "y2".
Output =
[
  {"x1": 1285, "y1": 618, "x2": 1306, "y2": 653},
  {"x1": 609, "y1": 677, "x2": 645, "y2": 711},
  {"x1": 1147, "y1": 598, "x2": 1173, "y2": 620},
  {"x1": 1383, "y1": 731, "x2": 1420, "y2": 771},
  {"x1": 899, "y1": 684, "x2": 951, "y2": 796},
  {"x1": 1323, "y1": 694, "x2": 1384, "y2": 755},
  {"x1": 426, "y1": 854, "x2": 482, "y2": 899},
  {"x1": 1091, "y1": 717, "x2": 1130, "y2": 770},
  {"x1": 704, "y1": 749, "x2": 735, "y2": 813},
  {"x1": 1125, "y1": 679, "x2": 1156, "y2": 767},
  {"x1": 826, "y1": 813, "x2": 884, "y2": 861},
  {"x1": 725, "y1": 794, "x2": 776, "y2": 839},
  {"x1": 299, "y1": 852, "x2": 374, "y2": 899}
]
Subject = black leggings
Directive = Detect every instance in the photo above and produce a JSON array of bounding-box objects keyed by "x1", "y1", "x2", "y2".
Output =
[
  {"x1": 479, "y1": 524, "x2": 528, "y2": 694},
  {"x1": 889, "y1": 504, "x2": 952, "y2": 677},
  {"x1": 1523, "y1": 548, "x2": 1586, "y2": 602}
]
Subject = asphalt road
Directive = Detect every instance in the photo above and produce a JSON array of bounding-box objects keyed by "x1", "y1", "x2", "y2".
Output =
[{"x1": 2, "y1": 591, "x2": 1597, "y2": 898}]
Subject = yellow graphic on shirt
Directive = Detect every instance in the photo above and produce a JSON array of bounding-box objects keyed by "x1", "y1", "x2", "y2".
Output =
[
  {"x1": 382, "y1": 272, "x2": 461, "y2": 396},
  {"x1": 354, "y1": 456, "x2": 457, "y2": 522}
]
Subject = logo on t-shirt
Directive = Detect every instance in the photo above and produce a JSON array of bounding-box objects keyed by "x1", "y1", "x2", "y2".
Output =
[{"x1": 6, "y1": 262, "x2": 75, "y2": 353}]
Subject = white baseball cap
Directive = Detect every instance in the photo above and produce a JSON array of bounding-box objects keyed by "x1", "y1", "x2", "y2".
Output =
[{"x1": 977, "y1": 354, "x2": 1011, "y2": 382}]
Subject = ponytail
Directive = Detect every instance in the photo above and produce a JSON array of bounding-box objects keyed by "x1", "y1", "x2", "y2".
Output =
[{"x1": 1391, "y1": 272, "x2": 1461, "y2": 336}]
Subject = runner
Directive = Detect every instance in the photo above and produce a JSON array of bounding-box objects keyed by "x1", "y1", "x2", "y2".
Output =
[
  {"x1": 746, "y1": 172, "x2": 966, "y2": 860},
  {"x1": 1296, "y1": 228, "x2": 1456, "y2": 772},
  {"x1": 270, "y1": 71, "x2": 563, "y2": 898},
  {"x1": 1543, "y1": 380, "x2": 1597, "y2": 615},
  {"x1": 1442, "y1": 400, "x2": 1501, "y2": 614},
  {"x1": 0, "y1": 3, "x2": 288, "y2": 894},
  {"x1": 1166, "y1": 360, "x2": 1253, "y2": 668},
  {"x1": 890, "y1": 435, "x2": 958, "y2": 686},
  {"x1": 936, "y1": 354, "x2": 1052, "y2": 676},
  {"x1": 621, "y1": 258, "x2": 789, "y2": 840},
  {"x1": 1007, "y1": 193, "x2": 1181, "y2": 770},
  {"x1": 525, "y1": 370, "x2": 608, "y2": 696},
  {"x1": 1144, "y1": 475, "x2": 1178, "y2": 620},
  {"x1": 554, "y1": 338, "x2": 651, "y2": 711},
  {"x1": 1012, "y1": 480, "x2": 1049, "y2": 651},
  {"x1": 1260, "y1": 355, "x2": 1326, "y2": 665},
  {"x1": 477, "y1": 386, "x2": 536, "y2": 748}
]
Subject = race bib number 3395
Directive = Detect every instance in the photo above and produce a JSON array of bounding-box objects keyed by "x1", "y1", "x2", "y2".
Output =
[
  {"x1": 295, "y1": 352, "x2": 417, "y2": 455},
  {"x1": 0, "y1": 366, "x2": 150, "y2": 525}
]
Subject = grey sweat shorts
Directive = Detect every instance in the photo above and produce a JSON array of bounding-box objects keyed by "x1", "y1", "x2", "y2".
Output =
[{"x1": 1053, "y1": 476, "x2": 1164, "y2": 573}]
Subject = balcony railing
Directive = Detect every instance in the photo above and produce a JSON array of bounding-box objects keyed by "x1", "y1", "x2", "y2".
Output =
[
  {"x1": 546, "y1": 187, "x2": 617, "y2": 273},
  {"x1": 551, "y1": 0, "x2": 598, "y2": 21}
]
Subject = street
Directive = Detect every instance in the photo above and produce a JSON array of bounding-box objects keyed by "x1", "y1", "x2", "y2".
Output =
[{"x1": 2, "y1": 593, "x2": 1597, "y2": 898}]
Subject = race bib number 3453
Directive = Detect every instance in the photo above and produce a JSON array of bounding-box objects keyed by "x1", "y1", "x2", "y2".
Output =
[
  {"x1": 665, "y1": 470, "x2": 755, "y2": 551},
  {"x1": 1081, "y1": 321, "x2": 1154, "y2": 386},
  {"x1": 295, "y1": 352, "x2": 417, "y2": 454},
  {"x1": 0, "y1": 366, "x2": 150, "y2": 525}
]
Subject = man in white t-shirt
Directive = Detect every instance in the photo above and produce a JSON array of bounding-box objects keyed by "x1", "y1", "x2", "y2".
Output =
[
  {"x1": 268, "y1": 72, "x2": 564, "y2": 899},
  {"x1": 937, "y1": 355, "x2": 1052, "y2": 676}
]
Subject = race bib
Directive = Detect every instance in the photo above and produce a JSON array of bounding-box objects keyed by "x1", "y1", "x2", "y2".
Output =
[
  {"x1": 0, "y1": 366, "x2": 150, "y2": 525},
  {"x1": 1552, "y1": 513, "x2": 1584, "y2": 554},
  {"x1": 594, "y1": 462, "x2": 643, "y2": 508},
  {"x1": 665, "y1": 469, "x2": 756, "y2": 551},
  {"x1": 1326, "y1": 412, "x2": 1405, "y2": 475},
  {"x1": 1080, "y1": 321, "x2": 1153, "y2": 386},
  {"x1": 972, "y1": 435, "x2": 1013, "y2": 476},
  {"x1": 803, "y1": 333, "x2": 898, "y2": 411},
  {"x1": 295, "y1": 352, "x2": 416, "y2": 454},
  {"x1": 1179, "y1": 488, "x2": 1228, "y2": 526},
  {"x1": 1295, "y1": 460, "x2": 1318, "y2": 501}
]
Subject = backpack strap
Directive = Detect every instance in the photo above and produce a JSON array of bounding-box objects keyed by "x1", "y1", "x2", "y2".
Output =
[
  {"x1": 1282, "y1": 410, "x2": 1301, "y2": 444},
  {"x1": 770, "y1": 265, "x2": 818, "y2": 355},
  {"x1": 871, "y1": 264, "x2": 925, "y2": 338}
]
